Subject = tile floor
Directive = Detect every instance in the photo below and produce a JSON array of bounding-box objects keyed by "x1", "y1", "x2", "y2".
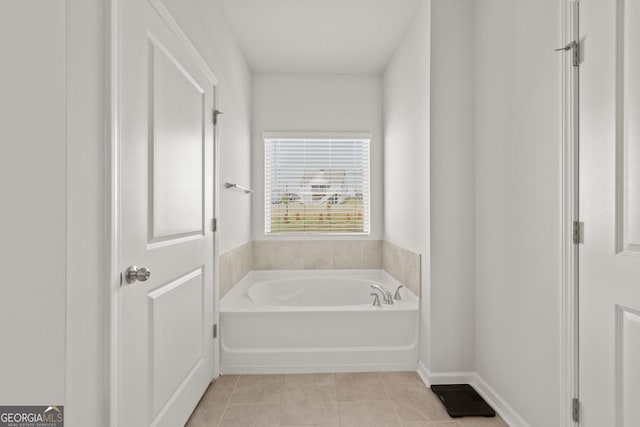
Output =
[{"x1": 185, "y1": 372, "x2": 509, "y2": 427}]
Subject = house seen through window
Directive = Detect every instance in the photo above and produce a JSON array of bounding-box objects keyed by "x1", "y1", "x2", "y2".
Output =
[{"x1": 264, "y1": 134, "x2": 370, "y2": 235}]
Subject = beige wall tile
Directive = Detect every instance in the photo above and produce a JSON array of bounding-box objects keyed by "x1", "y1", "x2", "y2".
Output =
[
  {"x1": 253, "y1": 240, "x2": 273, "y2": 270},
  {"x1": 303, "y1": 241, "x2": 333, "y2": 269},
  {"x1": 273, "y1": 240, "x2": 303, "y2": 269},
  {"x1": 251, "y1": 239, "x2": 383, "y2": 271},
  {"x1": 361, "y1": 240, "x2": 382, "y2": 269},
  {"x1": 243, "y1": 242, "x2": 253, "y2": 277},
  {"x1": 220, "y1": 251, "x2": 233, "y2": 298},
  {"x1": 382, "y1": 241, "x2": 391, "y2": 271},
  {"x1": 403, "y1": 251, "x2": 421, "y2": 297},
  {"x1": 232, "y1": 243, "x2": 252, "y2": 284},
  {"x1": 383, "y1": 241, "x2": 403, "y2": 281},
  {"x1": 382, "y1": 242, "x2": 421, "y2": 298},
  {"x1": 222, "y1": 242, "x2": 253, "y2": 297},
  {"x1": 332, "y1": 241, "x2": 362, "y2": 269},
  {"x1": 222, "y1": 239, "x2": 418, "y2": 298}
]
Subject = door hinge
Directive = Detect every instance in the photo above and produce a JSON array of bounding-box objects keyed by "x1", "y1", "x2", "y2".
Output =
[
  {"x1": 573, "y1": 221, "x2": 584, "y2": 244},
  {"x1": 556, "y1": 40, "x2": 580, "y2": 67},
  {"x1": 572, "y1": 397, "x2": 580, "y2": 422},
  {"x1": 211, "y1": 218, "x2": 217, "y2": 232},
  {"x1": 213, "y1": 109, "x2": 223, "y2": 125},
  {"x1": 213, "y1": 324, "x2": 218, "y2": 339}
]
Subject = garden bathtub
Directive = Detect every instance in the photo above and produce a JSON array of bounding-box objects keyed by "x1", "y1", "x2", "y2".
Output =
[{"x1": 220, "y1": 270, "x2": 419, "y2": 373}]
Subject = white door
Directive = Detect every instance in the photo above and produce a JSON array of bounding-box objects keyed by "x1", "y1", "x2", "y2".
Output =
[
  {"x1": 115, "y1": 0, "x2": 217, "y2": 425},
  {"x1": 580, "y1": 0, "x2": 640, "y2": 425}
]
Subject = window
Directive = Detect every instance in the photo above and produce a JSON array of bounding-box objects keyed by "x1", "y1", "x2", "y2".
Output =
[{"x1": 264, "y1": 133, "x2": 370, "y2": 235}]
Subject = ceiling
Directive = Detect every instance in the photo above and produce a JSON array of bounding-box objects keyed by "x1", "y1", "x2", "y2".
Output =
[{"x1": 219, "y1": 0, "x2": 423, "y2": 73}]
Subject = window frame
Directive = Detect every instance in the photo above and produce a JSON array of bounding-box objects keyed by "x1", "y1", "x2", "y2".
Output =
[{"x1": 263, "y1": 131, "x2": 372, "y2": 237}]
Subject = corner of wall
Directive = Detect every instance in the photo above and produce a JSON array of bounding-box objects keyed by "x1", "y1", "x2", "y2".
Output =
[
  {"x1": 416, "y1": 362, "x2": 531, "y2": 427},
  {"x1": 429, "y1": 0, "x2": 476, "y2": 375},
  {"x1": 382, "y1": 0, "x2": 432, "y2": 376}
]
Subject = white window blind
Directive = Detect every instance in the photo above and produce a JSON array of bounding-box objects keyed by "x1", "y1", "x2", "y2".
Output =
[{"x1": 264, "y1": 136, "x2": 370, "y2": 235}]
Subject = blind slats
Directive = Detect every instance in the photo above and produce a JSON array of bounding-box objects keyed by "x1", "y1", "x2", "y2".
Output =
[{"x1": 265, "y1": 138, "x2": 370, "y2": 235}]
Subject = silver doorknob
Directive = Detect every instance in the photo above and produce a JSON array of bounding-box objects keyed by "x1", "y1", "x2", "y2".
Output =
[{"x1": 124, "y1": 265, "x2": 151, "y2": 284}]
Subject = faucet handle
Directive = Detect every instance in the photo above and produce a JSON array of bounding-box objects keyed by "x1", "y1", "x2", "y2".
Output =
[
  {"x1": 393, "y1": 285, "x2": 403, "y2": 301},
  {"x1": 370, "y1": 293, "x2": 382, "y2": 307}
]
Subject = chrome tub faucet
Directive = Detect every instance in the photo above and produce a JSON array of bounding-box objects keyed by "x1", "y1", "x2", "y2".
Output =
[{"x1": 370, "y1": 284, "x2": 393, "y2": 304}]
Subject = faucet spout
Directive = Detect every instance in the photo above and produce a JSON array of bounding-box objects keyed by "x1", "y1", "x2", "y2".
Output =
[
  {"x1": 370, "y1": 284, "x2": 393, "y2": 304},
  {"x1": 394, "y1": 285, "x2": 403, "y2": 301}
]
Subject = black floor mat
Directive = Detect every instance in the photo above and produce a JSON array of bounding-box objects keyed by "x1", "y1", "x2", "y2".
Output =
[{"x1": 431, "y1": 384, "x2": 496, "y2": 418}]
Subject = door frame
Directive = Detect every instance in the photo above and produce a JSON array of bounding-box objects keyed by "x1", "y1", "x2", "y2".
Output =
[
  {"x1": 107, "y1": 0, "x2": 220, "y2": 425},
  {"x1": 561, "y1": 0, "x2": 580, "y2": 426}
]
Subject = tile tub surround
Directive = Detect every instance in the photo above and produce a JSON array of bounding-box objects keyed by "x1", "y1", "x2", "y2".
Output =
[
  {"x1": 220, "y1": 239, "x2": 422, "y2": 297},
  {"x1": 220, "y1": 242, "x2": 253, "y2": 297},
  {"x1": 185, "y1": 372, "x2": 510, "y2": 427},
  {"x1": 383, "y1": 241, "x2": 422, "y2": 297},
  {"x1": 252, "y1": 240, "x2": 383, "y2": 271}
]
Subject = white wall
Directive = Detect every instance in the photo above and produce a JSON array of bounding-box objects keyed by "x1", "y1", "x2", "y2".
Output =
[
  {"x1": 430, "y1": 0, "x2": 475, "y2": 373},
  {"x1": 251, "y1": 73, "x2": 383, "y2": 240},
  {"x1": 66, "y1": 0, "x2": 107, "y2": 424},
  {"x1": 163, "y1": 0, "x2": 253, "y2": 254},
  {"x1": 474, "y1": 0, "x2": 561, "y2": 425},
  {"x1": 0, "y1": 1, "x2": 67, "y2": 405},
  {"x1": 383, "y1": 0, "x2": 432, "y2": 366}
]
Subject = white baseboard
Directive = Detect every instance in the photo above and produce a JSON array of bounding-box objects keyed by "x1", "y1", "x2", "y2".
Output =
[
  {"x1": 473, "y1": 374, "x2": 530, "y2": 427},
  {"x1": 416, "y1": 360, "x2": 530, "y2": 427},
  {"x1": 417, "y1": 361, "x2": 476, "y2": 385},
  {"x1": 416, "y1": 360, "x2": 430, "y2": 385},
  {"x1": 221, "y1": 362, "x2": 417, "y2": 375}
]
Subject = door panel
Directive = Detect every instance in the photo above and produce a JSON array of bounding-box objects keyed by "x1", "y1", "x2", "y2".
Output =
[
  {"x1": 116, "y1": 0, "x2": 216, "y2": 425},
  {"x1": 149, "y1": 36, "x2": 205, "y2": 242},
  {"x1": 580, "y1": 0, "x2": 640, "y2": 425},
  {"x1": 618, "y1": 0, "x2": 640, "y2": 254},
  {"x1": 149, "y1": 268, "x2": 205, "y2": 416},
  {"x1": 617, "y1": 306, "x2": 640, "y2": 426}
]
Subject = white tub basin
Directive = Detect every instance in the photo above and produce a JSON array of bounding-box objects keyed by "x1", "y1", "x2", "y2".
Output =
[{"x1": 220, "y1": 269, "x2": 419, "y2": 374}]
